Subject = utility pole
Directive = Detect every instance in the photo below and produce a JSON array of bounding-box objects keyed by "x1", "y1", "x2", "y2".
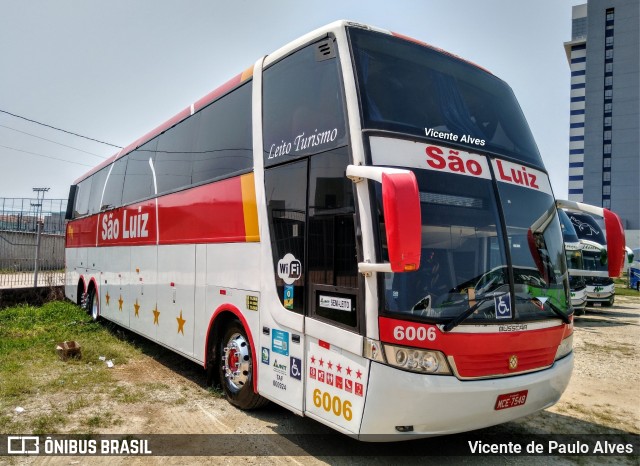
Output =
[{"x1": 32, "y1": 187, "x2": 49, "y2": 288}]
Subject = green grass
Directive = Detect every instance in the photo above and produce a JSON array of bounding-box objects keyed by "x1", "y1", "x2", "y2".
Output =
[
  {"x1": 614, "y1": 277, "x2": 640, "y2": 297},
  {"x1": 0, "y1": 301, "x2": 143, "y2": 433}
]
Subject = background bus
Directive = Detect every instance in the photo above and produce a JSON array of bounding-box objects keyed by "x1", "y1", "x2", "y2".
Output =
[
  {"x1": 65, "y1": 21, "x2": 626, "y2": 439},
  {"x1": 558, "y1": 209, "x2": 587, "y2": 315},
  {"x1": 566, "y1": 212, "x2": 615, "y2": 307}
]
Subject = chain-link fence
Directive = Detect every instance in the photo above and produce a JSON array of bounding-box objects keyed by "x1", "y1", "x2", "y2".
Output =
[{"x1": 0, "y1": 198, "x2": 66, "y2": 289}]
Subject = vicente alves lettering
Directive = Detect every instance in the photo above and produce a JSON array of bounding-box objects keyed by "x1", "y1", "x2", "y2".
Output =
[{"x1": 425, "y1": 127, "x2": 485, "y2": 146}]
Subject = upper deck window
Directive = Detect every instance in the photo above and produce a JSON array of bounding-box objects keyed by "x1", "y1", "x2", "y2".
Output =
[
  {"x1": 348, "y1": 28, "x2": 543, "y2": 168},
  {"x1": 263, "y1": 37, "x2": 348, "y2": 167}
]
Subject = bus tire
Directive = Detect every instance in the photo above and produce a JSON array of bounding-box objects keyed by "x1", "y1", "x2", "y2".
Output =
[
  {"x1": 218, "y1": 320, "x2": 268, "y2": 410},
  {"x1": 85, "y1": 287, "x2": 100, "y2": 321}
]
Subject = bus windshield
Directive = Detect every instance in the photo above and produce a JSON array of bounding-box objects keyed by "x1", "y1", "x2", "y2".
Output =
[
  {"x1": 348, "y1": 27, "x2": 543, "y2": 168},
  {"x1": 379, "y1": 169, "x2": 569, "y2": 323}
]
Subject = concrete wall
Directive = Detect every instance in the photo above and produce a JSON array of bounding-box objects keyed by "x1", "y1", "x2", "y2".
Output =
[{"x1": 0, "y1": 230, "x2": 65, "y2": 271}]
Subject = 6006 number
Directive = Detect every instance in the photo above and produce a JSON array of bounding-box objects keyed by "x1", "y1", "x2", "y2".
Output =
[
  {"x1": 313, "y1": 389, "x2": 353, "y2": 421},
  {"x1": 393, "y1": 325, "x2": 436, "y2": 342}
]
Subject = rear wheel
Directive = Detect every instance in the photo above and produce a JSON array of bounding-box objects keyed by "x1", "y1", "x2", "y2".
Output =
[
  {"x1": 85, "y1": 287, "x2": 99, "y2": 321},
  {"x1": 218, "y1": 320, "x2": 268, "y2": 410}
]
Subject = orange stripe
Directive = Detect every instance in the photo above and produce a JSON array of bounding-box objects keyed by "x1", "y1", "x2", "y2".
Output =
[
  {"x1": 240, "y1": 173, "x2": 260, "y2": 242},
  {"x1": 240, "y1": 64, "x2": 254, "y2": 82}
]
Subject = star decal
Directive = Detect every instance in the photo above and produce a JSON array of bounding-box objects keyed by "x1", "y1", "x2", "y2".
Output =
[
  {"x1": 176, "y1": 310, "x2": 186, "y2": 335},
  {"x1": 356, "y1": 369, "x2": 362, "y2": 379},
  {"x1": 319, "y1": 358, "x2": 324, "y2": 367},
  {"x1": 346, "y1": 366, "x2": 352, "y2": 376},
  {"x1": 153, "y1": 305, "x2": 160, "y2": 325},
  {"x1": 105, "y1": 292, "x2": 110, "y2": 306},
  {"x1": 311, "y1": 356, "x2": 316, "y2": 365},
  {"x1": 133, "y1": 299, "x2": 140, "y2": 317},
  {"x1": 336, "y1": 363, "x2": 342, "y2": 373},
  {"x1": 118, "y1": 295, "x2": 123, "y2": 311},
  {"x1": 327, "y1": 361, "x2": 333, "y2": 370}
]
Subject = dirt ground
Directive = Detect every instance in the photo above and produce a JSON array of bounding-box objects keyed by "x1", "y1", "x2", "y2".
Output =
[{"x1": 5, "y1": 295, "x2": 639, "y2": 465}]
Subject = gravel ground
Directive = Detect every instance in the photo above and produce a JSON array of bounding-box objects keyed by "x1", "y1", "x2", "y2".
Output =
[{"x1": 5, "y1": 295, "x2": 639, "y2": 465}]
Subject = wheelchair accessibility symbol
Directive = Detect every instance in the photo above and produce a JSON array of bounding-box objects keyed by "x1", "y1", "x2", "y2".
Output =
[
  {"x1": 290, "y1": 357, "x2": 301, "y2": 380},
  {"x1": 495, "y1": 294, "x2": 512, "y2": 319}
]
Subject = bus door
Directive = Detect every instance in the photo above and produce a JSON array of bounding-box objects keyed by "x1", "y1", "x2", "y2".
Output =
[
  {"x1": 262, "y1": 149, "x2": 363, "y2": 430},
  {"x1": 257, "y1": 35, "x2": 365, "y2": 427}
]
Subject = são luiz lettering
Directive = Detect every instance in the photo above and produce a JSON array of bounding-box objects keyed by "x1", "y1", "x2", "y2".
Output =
[{"x1": 425, "y1": 127, "x2": 485, "y2": 146}]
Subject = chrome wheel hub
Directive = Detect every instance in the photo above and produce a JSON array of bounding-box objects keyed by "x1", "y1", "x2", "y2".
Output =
[{"x1": 222, "y1": 332, "x2": 250, "y2": 391}]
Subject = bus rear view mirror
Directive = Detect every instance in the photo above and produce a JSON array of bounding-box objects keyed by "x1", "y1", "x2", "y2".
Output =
[
  {"x1": 556, "y1": 199, "x2": 626, "y2": 278},
  {"x1": 346, "y1": 165, "x2": 421, "y2": 274}
]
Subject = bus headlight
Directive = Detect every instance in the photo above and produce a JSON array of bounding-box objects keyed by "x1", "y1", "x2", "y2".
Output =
[
  {"x1": 554, "y1": 333, "x2": 573, "y2": 361},
  {"x1": 383, "y1": 344, "x2": 451, "y2": 375}
]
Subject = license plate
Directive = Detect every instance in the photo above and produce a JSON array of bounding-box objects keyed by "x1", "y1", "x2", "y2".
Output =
[{"x1": 495, "y1": 390, "x2": 528, "y2": 410}]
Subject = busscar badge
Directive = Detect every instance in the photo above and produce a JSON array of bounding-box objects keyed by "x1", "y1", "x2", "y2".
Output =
[{"x1": 509, "y1": 354, "x2": 518, "y2": 370}]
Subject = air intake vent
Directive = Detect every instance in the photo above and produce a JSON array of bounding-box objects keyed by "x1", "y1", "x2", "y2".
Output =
[{"x1": 315, "y1": 39, "x2": 336, "y2": 61}]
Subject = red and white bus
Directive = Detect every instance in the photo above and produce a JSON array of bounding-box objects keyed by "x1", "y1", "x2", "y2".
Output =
[{"x1": 65, "y1": 21, "x2": 627, "y2": 439}]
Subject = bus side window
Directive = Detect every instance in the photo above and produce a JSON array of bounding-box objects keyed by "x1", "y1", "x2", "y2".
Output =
[
  {"x1": 155, "y1": 112, "x2": 199, "y2": 194},
  {"x1": 308, "y1": 149, "x2": 359, "y2": 328},
  {"x1": 193, "y1": 81, "x2": 253, "y2": 184},
  {"x1": 264, "y1": 160, "x2": 308, "y2": 314},
  {"x1": 262, "y1": 37, "x2": 347, "y2": 167},
  {"x1": 122, "y1": 139, "x2": 158, "y2": 205},
  {"x1": 101, "y1": 156, "x2": 127, "y2": 210},
  {"x1": 87, "y1": 167, "x2": 108, "y2": 215},
  {"x1": 73, "y1": 177, "x2": 92, "y2": 218}
]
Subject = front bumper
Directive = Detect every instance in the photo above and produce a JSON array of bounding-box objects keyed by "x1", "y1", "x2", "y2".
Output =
[{"x1": 358, "y1": 353, "x2": 573, "y2": 439}]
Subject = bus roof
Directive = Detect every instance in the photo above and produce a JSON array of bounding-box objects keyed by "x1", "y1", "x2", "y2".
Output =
[{"x1": 73, "y1": 20, "x2": 493, "y2": 185}]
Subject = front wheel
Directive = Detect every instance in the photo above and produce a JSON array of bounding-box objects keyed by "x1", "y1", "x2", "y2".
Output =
[{"x1": 218, "y1": 320, "x2": 268, "y2": 410}]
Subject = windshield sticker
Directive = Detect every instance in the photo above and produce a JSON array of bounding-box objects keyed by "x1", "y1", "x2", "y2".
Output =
[
  {"x1": 278, "y1": 253, "x2": 302, "y2": 285},
  {"x1": 370, "y1": 137, "x2": 491, "y2": 179},
  {"x1": 319, "y1": 295, "x2": 352, "y2": 312},
  {"x1": 284, "y1": 285, "x2": 294, "y2": 310},
  {"x1": 425, "y1": 127, "x2": 485, "y2": 147},
  {"x1": 495, "y1": 294, "x2": 512, "y2": 320},
  {"x1": 290, "y1": 356, "x2": 302, "y2": 381},
  {"x1": 272, "y1": 329, "x2": 289, "y2": 356},
  {"x1": 492, "y1": 159, "x2": 552, "y2": 195}
]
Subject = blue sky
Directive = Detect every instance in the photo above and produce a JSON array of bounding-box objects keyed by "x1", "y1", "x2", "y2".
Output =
[{"x1": 0, "y1": 0, "x2": 583, "y2": 200}]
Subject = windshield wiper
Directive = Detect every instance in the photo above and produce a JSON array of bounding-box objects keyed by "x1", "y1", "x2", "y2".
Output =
[
  {"x1": 532, "y1": 297, "x2": 571, "y2": 324},
  {"x1": 442, "y1": 291, "x2": 510, "y2": 332}
]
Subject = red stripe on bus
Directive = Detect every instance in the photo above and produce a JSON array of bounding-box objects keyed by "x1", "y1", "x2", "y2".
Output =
[
  {"x1": 157, "y1": 177, "x2": 246, "y2": 245},
  {"x1": 66, "y1": 176, "x2": 249, "y2": 248},
  {"x1": 379, "y1": 316, "x2": 565, "y2": 378}
]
